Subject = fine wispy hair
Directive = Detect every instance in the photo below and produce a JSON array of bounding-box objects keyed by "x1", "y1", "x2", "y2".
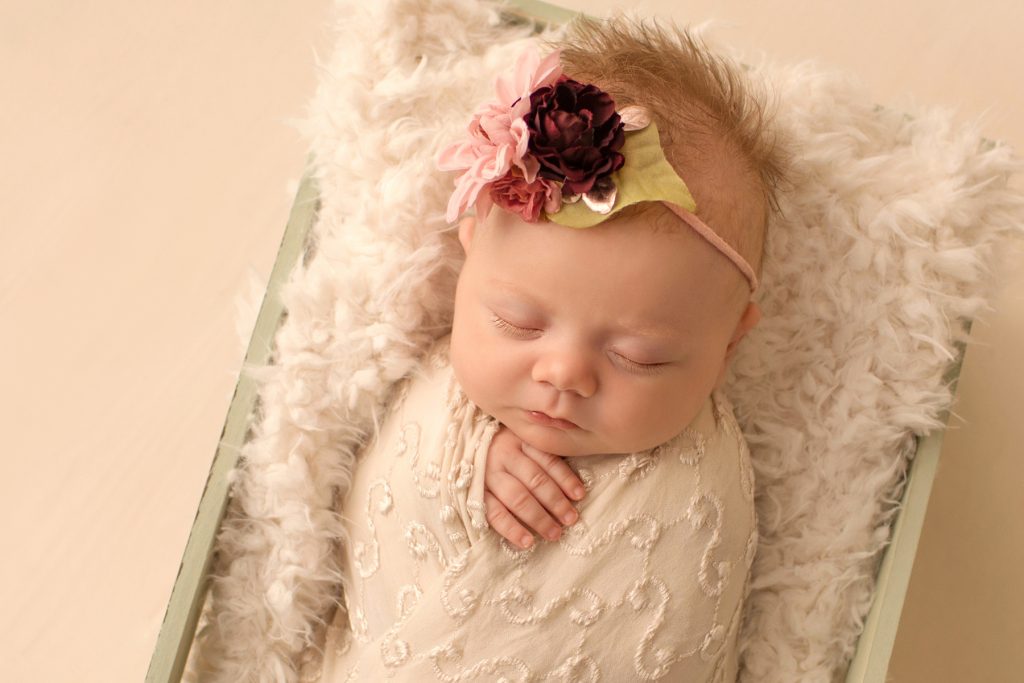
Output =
[{"x1": 545, "y1": 13, "x2": 788, "y2": 281}]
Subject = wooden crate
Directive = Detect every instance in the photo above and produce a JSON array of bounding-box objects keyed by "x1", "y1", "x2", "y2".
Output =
[{"x1": 146, "y1": 3, "x2": 967, "y2": 679}]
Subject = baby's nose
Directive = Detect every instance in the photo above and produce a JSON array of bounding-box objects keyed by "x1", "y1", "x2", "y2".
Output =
[{"x1": 531, "y1": 348, "x2": 597, "y2": 398}]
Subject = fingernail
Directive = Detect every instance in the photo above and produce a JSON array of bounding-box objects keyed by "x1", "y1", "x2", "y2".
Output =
[
  {"x1": 520, "y1": 535, "x2": 534, "y2": 548},
  {"x1": 546, "y1": 528, "x2": 561, "y2": 541},
  {"x1": 572, "y1": 487, "x2": 585, "y2": 499},
  {"x1": 562, "y1": 510, "x2": 577, "y2": 525}
]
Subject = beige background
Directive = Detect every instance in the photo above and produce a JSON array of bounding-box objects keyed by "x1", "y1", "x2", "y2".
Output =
[{"x1": 1, "y1": 1, "x2": 1020, "y2": 681}]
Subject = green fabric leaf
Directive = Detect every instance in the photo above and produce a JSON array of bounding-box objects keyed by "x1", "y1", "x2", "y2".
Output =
[{"x1": 548, "y1": 121, "x2": 697, "y2": 228}]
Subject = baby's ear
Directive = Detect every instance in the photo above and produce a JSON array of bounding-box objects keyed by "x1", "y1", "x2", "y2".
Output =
[
  {"x1": 458, "y1": 216, "x2": 477, "y2": 253},
  {"x1": 726, "y1": 301, "x2": 761, "y2": 360},
  {"x1": 716, "y1": 301, "x2": 760, "y2": 389}
]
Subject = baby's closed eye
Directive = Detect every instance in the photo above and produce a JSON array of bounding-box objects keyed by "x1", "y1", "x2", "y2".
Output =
[
  {"x1": 491, "y1": 313, "x2": 673, "y2": 376},
  {"x1": 608, "y1": 351, "x2": 670, "y2": 375},
  {"x1": 490, "y1": 314, "x2": 541, "y2": 339}
]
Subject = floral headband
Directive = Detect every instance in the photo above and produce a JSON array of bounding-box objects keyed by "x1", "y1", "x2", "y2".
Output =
[{"x1": 436, "y1": 46, "x2": 758, "y2": 292}]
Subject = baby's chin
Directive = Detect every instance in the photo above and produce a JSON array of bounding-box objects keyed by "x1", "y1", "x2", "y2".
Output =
[
  {"x1": 510, "y1": 424, "x2": 630, "y2": 458},
  {"x1": 508, "y1": 417, "x2": 691, "y2": 458},
  {"x1": 499, "y1": 421, "x2": 587, "y2": 457}
]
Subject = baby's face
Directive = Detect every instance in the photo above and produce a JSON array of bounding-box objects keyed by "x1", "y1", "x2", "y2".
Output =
[{"x1": 450, "y1": 205, "x2": 756, "y2": 457}]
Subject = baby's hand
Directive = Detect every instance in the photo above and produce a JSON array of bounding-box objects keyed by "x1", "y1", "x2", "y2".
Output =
[{"x1": 484, "y1": 426, "x2": 587, "y2": 549}]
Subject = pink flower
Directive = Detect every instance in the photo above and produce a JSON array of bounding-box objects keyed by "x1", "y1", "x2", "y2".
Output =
[
  {"x1": 436, "y1": 47, "x2": 563, "y2": 223},
  {"x1": 489, "y1": 169, "x2": 563, "y2": 223}
]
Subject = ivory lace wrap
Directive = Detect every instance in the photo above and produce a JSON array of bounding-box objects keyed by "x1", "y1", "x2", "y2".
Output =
[{"x1": 315, "y1": 339, "x2": 757, "y2": 682}]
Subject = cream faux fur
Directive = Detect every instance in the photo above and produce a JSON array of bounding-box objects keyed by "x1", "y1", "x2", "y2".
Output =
[{"x1": 184, "y1": 1, "x2": 1024, "y2": 681}]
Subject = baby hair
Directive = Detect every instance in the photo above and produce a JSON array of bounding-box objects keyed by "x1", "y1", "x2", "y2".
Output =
[{"x1": 544, "y1": 14, "x2": 787, "y2": 282}]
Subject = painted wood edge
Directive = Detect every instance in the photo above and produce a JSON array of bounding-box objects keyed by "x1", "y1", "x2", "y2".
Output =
[
  {"x1": 501, "y1": 0, "x2": 583, "y2": 26},
  {"x1": 145, "y1": 160, "x2": 320, "y2": 683},
  {"x1": 844, "y1": 334, "x2": 970, "y2": 682}
]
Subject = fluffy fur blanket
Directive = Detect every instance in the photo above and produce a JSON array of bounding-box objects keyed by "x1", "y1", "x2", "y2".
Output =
[{"x1": 185, "y1": 1, "x2": 1024, "y2": 681}]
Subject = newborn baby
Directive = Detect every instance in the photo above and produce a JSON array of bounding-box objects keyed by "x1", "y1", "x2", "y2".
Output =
[
  {"x1": 457, "y1": 202, "x2": 758, "y2": 551},
  {"x1": 315, "y1": 15, "x2": 783, "y2": 683}
]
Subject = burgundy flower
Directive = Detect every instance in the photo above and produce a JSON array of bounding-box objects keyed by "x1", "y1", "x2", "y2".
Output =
[
  {"x1": 525, "y1": 76, "x2": 625, "y2": 195},
  {"x1": 489, "y1": 168, "x2": 563, "y2": 222}
]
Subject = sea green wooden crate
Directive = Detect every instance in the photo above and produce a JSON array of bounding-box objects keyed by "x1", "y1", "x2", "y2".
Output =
[{"x1": 145, "y1": 3, "x2": 967, "y2": 681}]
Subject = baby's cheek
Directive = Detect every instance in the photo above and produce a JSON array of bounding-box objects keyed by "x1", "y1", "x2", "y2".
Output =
[
  {"x1": 449, "y1": 324, "x2": 479, "y2": 393},
  {"x1": 598, "y1": 391, "x2": 652, "y2": 445},
  {"x1": 602, "y1": 385, "x2": 691, "y2": 451},
  {"x1": 451, "y1": 331, "x2": 503, "y2": 415}
]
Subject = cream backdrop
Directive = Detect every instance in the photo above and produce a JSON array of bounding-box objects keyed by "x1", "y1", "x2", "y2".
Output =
[{"x1": 1, "y1": 1, "x2": 1019, "y2": 682}]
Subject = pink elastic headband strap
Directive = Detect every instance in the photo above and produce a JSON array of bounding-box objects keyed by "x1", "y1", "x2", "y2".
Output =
[{"x1": 661, "y1": 201, "x2": 759, "y2": 293}]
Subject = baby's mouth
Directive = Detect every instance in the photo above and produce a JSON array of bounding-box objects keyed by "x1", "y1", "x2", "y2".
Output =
[{"x1": 525, "y1": 410, "x2": 580, "y2": 430}]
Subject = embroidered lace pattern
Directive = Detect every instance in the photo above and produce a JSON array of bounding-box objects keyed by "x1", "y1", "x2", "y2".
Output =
[{"x1": 312, "y1": 341, "x2": 757, "y2": 682}]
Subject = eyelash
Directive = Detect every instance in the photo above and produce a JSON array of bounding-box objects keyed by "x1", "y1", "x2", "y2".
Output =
[
  {"x1": 490, "y1": 315, "x2": 669, "y2": 375},
  {"x1": 611, "y1": 352, "x2": 668, "y2": 375},
  {"x1": 490, "y1": 315, "x2": 540, "y2": 339}
]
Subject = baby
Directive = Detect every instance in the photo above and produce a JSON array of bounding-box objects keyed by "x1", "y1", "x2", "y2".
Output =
[{"x1": 317, "y1": 15, "x2": 783, "y2": 683}]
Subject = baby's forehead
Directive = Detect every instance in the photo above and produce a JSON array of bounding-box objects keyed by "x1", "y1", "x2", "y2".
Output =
[{"x1": 477, "y1": 216, "x2": 744, "y2": 321}]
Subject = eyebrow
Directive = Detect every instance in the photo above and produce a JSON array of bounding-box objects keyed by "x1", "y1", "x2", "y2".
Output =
[
  {"x1": 484, "y1": 278, "x2": 686, "y2": 342},
  {"x1": 485, "y1": 278, "x2": 547, "y2": 309}
]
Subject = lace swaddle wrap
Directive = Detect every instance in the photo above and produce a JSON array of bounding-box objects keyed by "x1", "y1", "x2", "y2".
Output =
[{"x1": 317, "y1": 339, "x2": 757, "y2": 682}]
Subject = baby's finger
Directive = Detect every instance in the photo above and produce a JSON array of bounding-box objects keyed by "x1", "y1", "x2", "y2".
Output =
[
  {"x1": 483, "y1": 489, "x2": 535, "y2": 550},
  {"x1": 520, "y1": 443, "x2": 587, "y2": 502},
  {"x1": 488, "y1": 470, "x2": 565, "y2": 542},
  {"x1": 496, "y1": 452, "x2": 579, "y2": 528}
]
